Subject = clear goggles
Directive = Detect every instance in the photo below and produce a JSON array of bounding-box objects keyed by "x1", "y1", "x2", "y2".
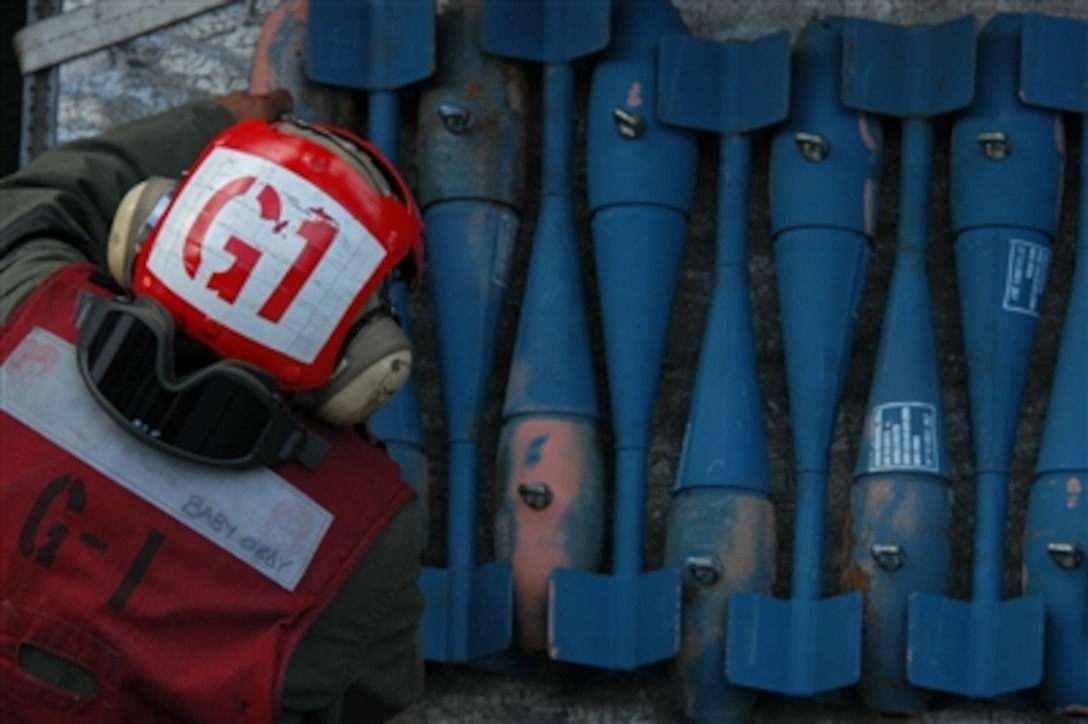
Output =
[{"x1": 76, "y1": 295, "x2": 329, "y2": 470}]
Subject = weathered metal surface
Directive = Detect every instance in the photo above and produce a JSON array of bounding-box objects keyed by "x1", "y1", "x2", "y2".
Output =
[
  {"x1": 481, "y1": 0, "x2": 610, "y2": 65},
  {"x1": 762, "y1": 16, "x2": 882, "y2": 706},
  {"x1": 665, "y1": 490, "x2": 775, "y2": 722},
  {"x1": 53, "y1": 0, "x2": 268, "y2": 142},
  {"x1": 841, "y1": 15, "x2": 976, "y2": 119},
  {"x1": 481, "y1": 0, "x2": 611, "y2": 669},
  {"x1": 249, "y1": 0, "x2": 346, "y2": 124},
  {"x1": 494, "y1": 417, "x2": 604, "y2": 653},
  {"x1": 657, "y1": 25, "x2": 785, "y2": 701},
  {"x1": 423, "y1": 201, "x2": 520, "y2": 451},
  {"x1": 419, "y1": 202, "x2": 522, "y2": 663},
  {"x1": 416, "y1": 0, "x2": 528, "y2": 210},
  {"x1": 549, "y1": 0, "x2": 700, "y2": 674},
  {"x1": 839, "y1": 14, "x2": 976, "y2": 708},
  {"x1": 15, "y1": 0, "x2": 235, "y2": 74},
  {"x1": 893, "y1": 13, "x2": 1062, "y2": 702},
  {"x1": 19, "y1": 0, "x2": 60, "y2": 166},
  {"x1": 661, "y1": 26, "x2": 851, "y2": 701},
  {"x1": 1024, "y1": 474, "x2": 1088, "y2": 712},
  {"x1": 305, "y1": 0, "x2": 434, "y2": 91},
  {"x1": 418, "y1": 537, "x2": 514, "y2": 663},
  {"x1": 35, "y1": 0, "x2": 1088, "y2": 720},
  {"x1": 415, "y1": 0, "x2": 529, "y2": 666},
  {"x1": 771, "y1": 19, "x2": 883, "y2": 239},
  {"x1": 586, "y1": 0, "x2": 697, "y2": 214},
  {"x1": 841, "y1": 476, "x2": 952, "y2": 711},
  {"x1": 1017, "y1": 15, "x2": 1088, "y2": 711}
]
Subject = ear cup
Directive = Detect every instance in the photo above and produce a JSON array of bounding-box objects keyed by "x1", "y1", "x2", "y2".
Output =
[
  {"x1": 107, "y1": 177, "x2": 177, "y2": 289},
  {"x1": 311, "y1": 315, "x2": 413, "y2": 425}
]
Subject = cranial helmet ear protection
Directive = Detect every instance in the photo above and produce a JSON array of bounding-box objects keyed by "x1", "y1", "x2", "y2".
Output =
[
  {"x1": 104, "y1": 115, "x2": 424, "y2": 437},
  {"x1": 107, "y1": 176, "x2": 178, "y2": 289},
  {"x1": 307, "y1": 278, "x2": 412, "y2": 425}
]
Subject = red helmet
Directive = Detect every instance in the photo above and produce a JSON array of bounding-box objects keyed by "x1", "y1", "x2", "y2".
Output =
[{"x1": 122, "y1": 117, "x2": 423, "y2": 392}]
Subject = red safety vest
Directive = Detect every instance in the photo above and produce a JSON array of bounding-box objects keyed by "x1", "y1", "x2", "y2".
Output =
[{"x1": 0, "y1": 264, "x2": 415, "y2": 723}]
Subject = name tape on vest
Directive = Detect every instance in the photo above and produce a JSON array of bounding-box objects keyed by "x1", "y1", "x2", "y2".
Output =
[{"x1": 1, "y1": 327, "x2": 332, "y2": 590}]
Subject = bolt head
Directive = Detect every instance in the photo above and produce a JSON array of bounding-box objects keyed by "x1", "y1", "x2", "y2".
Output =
[
  {"x1": 612, "y1": 107, "x2": 646, "y2": 139},
  {"x1": 685, "y1": 556, "x2": 723, "y2": 585},
  {"x1": 977, "y1": 131, "x2": 1011, "y2": 161},
  {"x1": 795, "y1": 132, "x2": 831, "y2": 162},
  {"x1": 870, "y1": 543, "x2": 905, "y2": 572},
  {"x1": 437, "y1": 103, "x2": 472, "y2": 134},
  {"x1": 1047, "y1": 542, "x2": 1083, "y2": 570},
  {"x1": 517, "y1": 482, "x2": 553, "y2": 510}
]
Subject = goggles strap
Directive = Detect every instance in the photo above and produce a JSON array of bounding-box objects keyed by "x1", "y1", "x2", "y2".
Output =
[{"x1": 284, "y1": 428, "x2": 331, "y2": 470}]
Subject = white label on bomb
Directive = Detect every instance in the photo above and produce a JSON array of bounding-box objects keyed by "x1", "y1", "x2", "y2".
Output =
[
  {"x1": 1003, "y1": 238, "x2": 1051, "y2": 317},
  {"x1": 867, "y1": 402, "x2": 939, "y2": 473},
  {"x1": 492, "y1": 208, "x2": 518, "y2": 289}
]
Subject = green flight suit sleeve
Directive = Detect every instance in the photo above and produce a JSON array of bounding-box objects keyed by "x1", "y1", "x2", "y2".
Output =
[
  {"x1": 0, "y1": 100, "x2": 237, "y2": 323},
  {"x1": 279, "y1": 500, "x2": 425, "y2": 724}
]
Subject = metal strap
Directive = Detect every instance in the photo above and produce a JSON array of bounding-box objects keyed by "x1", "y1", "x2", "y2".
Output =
[{"x1": 13, "y1": 0, "x2": 236, "y2": 74}]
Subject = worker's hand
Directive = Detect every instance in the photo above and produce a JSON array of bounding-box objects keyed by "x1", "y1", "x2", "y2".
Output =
[{"x1": 215, "y1": 88, "x2": 294, "y2": 122}]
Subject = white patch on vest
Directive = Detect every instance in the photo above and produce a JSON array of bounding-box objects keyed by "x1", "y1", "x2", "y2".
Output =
[
  {"x1": 145, "y1": 146, "x2": 387, "y2": 364},
  {"x1": 1, "y1": 328, "x2": 332, "y2": 591}
]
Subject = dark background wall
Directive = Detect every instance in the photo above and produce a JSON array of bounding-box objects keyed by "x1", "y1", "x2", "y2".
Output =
[{"x1": 1, "y1": 0, "x2": 27, "y2": 175}]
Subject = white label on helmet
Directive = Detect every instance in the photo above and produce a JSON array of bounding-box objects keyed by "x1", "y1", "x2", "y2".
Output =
[
  {"x1": 145, "y1": 146, "x2": 387, "y2": 364},
  {"x1": 2, "y1": 327, "x2": 332, "y2": 591}
]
